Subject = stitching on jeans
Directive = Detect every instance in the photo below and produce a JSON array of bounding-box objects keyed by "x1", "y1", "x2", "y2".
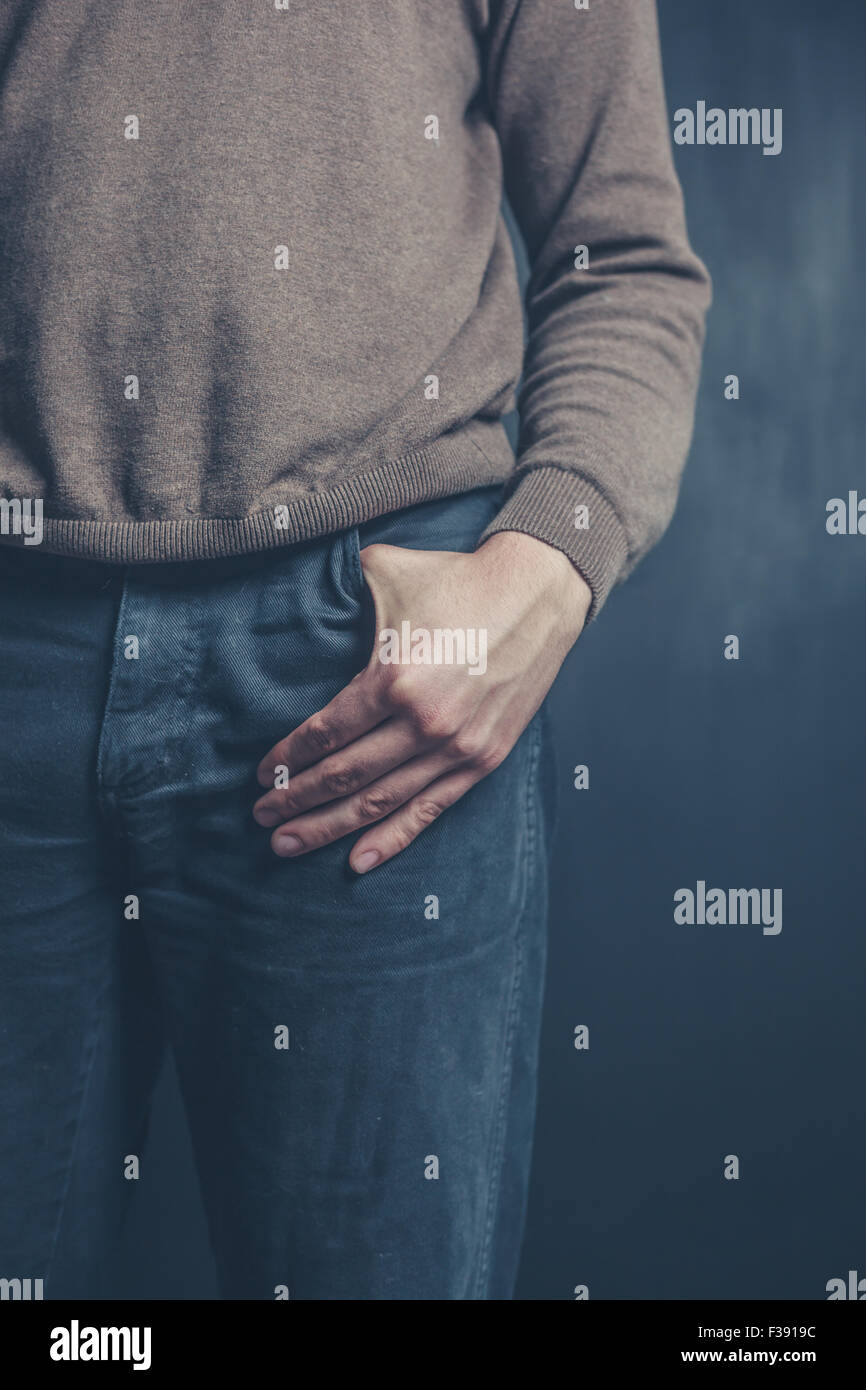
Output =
[
  {"x1": 50, "y1": 575, "x2": 127, "y2": 1287},
  {"x1": 471, "y1": 713, "x2": 543, "y2": 1299},
  {"x1": 97, "y1": 569, "x2": 204, "y2": 809},
  {"x1": 343, "y1": 525, "x2": 364, "y2": 600},
  {"x1": 94, "y1": 569, "x2": 131, "y2": 824},
  {"x1": 43, "y1": 958, "x2": 109, "y2": 1291}
]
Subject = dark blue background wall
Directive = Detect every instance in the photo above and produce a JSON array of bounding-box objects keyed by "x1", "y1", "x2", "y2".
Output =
[{"x1": 119, "y1": 0, "x2": 866, "y2": 1300}]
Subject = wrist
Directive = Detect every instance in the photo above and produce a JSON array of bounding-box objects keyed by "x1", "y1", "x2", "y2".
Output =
[{"x1": 476, "y1": 530, "x2": 592, "y2": 637}]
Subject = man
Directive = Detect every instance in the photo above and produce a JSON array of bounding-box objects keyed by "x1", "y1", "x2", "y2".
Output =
[{"x1": 0, "y1": 1, "x2": 710, "y2": 1299}]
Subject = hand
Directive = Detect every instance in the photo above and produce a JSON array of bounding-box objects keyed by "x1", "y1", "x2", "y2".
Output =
[{"x1": 253, "y1": 530, "x2": 592, "y2": 871}]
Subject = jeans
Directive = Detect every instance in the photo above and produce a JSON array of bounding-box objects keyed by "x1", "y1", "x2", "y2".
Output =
[{"x1": 0, "y1": 484, "x2": 556, "y2": 1300}]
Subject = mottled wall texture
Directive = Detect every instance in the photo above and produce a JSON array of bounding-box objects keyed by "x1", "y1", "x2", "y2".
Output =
[{"x1": 120, "y1": 0, "x2": 865, "y2": 1299}]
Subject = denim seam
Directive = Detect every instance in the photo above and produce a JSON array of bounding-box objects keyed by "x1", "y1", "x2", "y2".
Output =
[
  {"x1": 43, "y1": 959, "x2": 109, "y2": 1291},
  {"x1": 94, "y1": 569, "x2": 132, "y2": 823},
  {"x1": 343, "y1": 525, "x2": 364, "y2": 600},
  {"x1": 472, "y1": 713, "x2": 543, "y2": 1299},
  {"x1": 96, "y1": 571, "x2": 204, "y2": 809},
  {"x1": 164, "y1": 584, "x2": 207, "y2": 782},
  {"x1": 40, "y1": 571, "x2": 123, "y2": 1286}
]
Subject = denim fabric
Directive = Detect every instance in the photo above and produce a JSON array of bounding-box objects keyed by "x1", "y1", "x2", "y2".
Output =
[{"x1": 0, "y1": 485, "x2": 556, "y2": 1300}]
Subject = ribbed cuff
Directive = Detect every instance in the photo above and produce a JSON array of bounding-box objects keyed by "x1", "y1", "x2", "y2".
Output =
[{"x1": 476, "y1": 466, "x2": 630, "y2": 621}]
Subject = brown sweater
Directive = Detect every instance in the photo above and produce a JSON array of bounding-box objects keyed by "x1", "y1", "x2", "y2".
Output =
[{"x1": 0, "y1": 0, "x2": 710, "y2": 618}]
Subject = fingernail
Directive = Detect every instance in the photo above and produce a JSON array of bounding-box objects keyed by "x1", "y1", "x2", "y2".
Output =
[
  {"x1": 254, "y1": 806, "x2": 282, "y2": 827},
  {"x1": 275, "y1": 833, "x2": 303, "y2": 855},
  {"x1": 353, "y1": 849, "x2": 380, "y2": 873}
]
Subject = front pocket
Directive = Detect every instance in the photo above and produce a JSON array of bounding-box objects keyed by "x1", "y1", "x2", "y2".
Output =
[
  {"x1": 340, "y1": 524, "x2": 366, "y2": 602},
  {"x1": 356, "y1": 485, "x2": 504, "y2": 560},
  {"x1": 342, "y1": 485, "x2": 505, "y2": 632}
]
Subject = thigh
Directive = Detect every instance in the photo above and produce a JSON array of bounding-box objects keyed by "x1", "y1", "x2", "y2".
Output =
[
  {"x1": 136, "y1": 488, "x2": 554, "y2": 1299},
  {"x1": 175, "y1": 723, "x2": 548, "y2": 1300},
  {"x1": 0, "y1": 549, "x2": 163, "y2": 1297}
]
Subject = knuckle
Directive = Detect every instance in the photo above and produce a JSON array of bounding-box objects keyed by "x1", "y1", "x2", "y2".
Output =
[
  {"x1": 409, "y1": 703, "x2": 455, "y2": 742},
  {"x1": 304, "y1": 718, "x2": 334, "y2": 755},
  {"x1": 380, "y1": 670, "x2": 416, "y2": 706},
  {"x1": 357, "y1": 785, "x2": 401, "y2": 821},
  {"x1": 475, "y1": 743, "x2": 507, "y2": 775},
  {"x1": 414, "y1": 797, "x2": 444, "y2": 827},
  {"x1": 320, "y1": 763, "x2": 358, "y2": 798},
  {"x1": 446, "y1": 727, "x2": 485, "y2": 763},
  {"x1": 389, "y1": 821, "x2": 417, "y2": 853}
]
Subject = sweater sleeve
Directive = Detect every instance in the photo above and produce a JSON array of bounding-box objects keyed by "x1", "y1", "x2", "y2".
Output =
[{"x1": 476, "y1": 0, "x2": 712, "y2": 620}]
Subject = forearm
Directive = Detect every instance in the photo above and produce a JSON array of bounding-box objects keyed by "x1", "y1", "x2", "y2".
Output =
[{"x1": 482, "y1": 0, "x2": 712, "y2": 618}]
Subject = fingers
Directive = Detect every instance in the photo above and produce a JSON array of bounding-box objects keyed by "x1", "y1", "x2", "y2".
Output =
[
  {"x1": 252, "y1": 718, "x2": 427, "y2": 825},
  {"x1": 266, "y1": 750, "x2": 468, "y2": 861},
  {"x1": 255, "y1": 671, "x2": 385, "y2": 789},
  {"x1": 347, "y1": 767, "x2": 480, "y2": 872}
]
